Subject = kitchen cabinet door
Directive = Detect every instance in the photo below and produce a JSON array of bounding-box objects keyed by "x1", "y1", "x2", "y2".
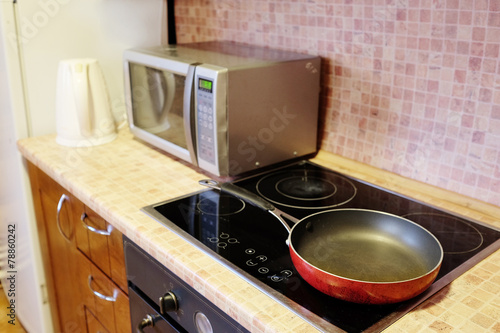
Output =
[{"x1": 29, "y1": 164, "x2": 87, "y2": 332}]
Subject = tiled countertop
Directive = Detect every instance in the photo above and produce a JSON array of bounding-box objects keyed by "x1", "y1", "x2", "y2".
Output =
[{"x1": 18, "y1": 129, "x2": 500, "y2": 332}]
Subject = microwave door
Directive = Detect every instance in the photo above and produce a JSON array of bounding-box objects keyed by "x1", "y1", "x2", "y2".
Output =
[{"x1": 126, "y1": 60, "x2": 195, "y2": 164}]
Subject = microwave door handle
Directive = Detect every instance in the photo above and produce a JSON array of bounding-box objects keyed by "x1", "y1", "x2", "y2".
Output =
[
  {"x1": 158, "y1": 72, "x2": 175, "y2": 124},
  {"x1": 145, "y1": 68, "x2": 163, "y2": 122},
  {"x1": 183, "y1": 64, "x2": 199, "y2": 166}
]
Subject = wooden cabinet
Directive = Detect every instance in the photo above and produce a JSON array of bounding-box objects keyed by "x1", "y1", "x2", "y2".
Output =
[
  {"x1": 75, "y1": 203, "x2": 128, "y2": 292},
  {"x1": 28, "y1": 162, "x2": 130, "y2": 333},
  {"x1": 86, "y1": 308, "x2": 109, "y2": 333}
]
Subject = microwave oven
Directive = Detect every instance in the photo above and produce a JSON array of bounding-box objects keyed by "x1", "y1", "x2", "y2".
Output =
[{"x1": 123, "y1": 41, "x2": 321, "y2": 177}]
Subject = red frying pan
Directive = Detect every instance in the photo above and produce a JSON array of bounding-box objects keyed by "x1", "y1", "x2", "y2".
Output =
[{"x1": 200, "y1": 180, "x2": 443, "y2": 304}]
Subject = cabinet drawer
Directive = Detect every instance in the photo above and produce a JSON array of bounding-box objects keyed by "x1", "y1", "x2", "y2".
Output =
[
  {"x1": 86, "y1": 308, "x2": 109, "y2": 333},
  {"x1": 75, "y1": 204, "x2": 128, "y2": 292},
  {"x1": 78, "y1": 253, "x2": 130, "y2": 333}
]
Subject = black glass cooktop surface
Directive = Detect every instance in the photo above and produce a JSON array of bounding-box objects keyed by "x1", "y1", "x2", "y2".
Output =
[{"x1": 144, "y1": 161, "x2": 500, "y2": 332}]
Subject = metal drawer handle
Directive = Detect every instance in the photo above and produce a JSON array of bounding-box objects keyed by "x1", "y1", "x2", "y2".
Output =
[
  {"x1": 56, "y1": 194, "x2": 71, "y2": 243},
  {"x1": 81, "y1": 212, "x2": 113, "y2": 236},
  {"x1": 87, "y1": 275, "x2": 117, "y2": 302},
  {"x1": 137, "y1": 314, "x2": 158, "y2": 333}
]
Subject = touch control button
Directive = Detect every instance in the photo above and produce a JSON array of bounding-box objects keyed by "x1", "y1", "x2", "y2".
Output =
[
  {"x1": 270, "y1": 275, "x2": 283, "y2": 282},
  {"x1": 270, "y1": 270, "x2": 293, "y2": 282},
  {"x1": 258, "y1": 267, "x2": 269, "y2": 274},
  {"x1": 246, "y1": 259, "x2": 258, "y2": 267},
  {"x1": 256, "y1": 255, "x2": 267, "y2": 262}
]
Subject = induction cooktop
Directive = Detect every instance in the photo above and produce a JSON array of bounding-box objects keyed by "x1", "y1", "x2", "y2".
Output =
[{"x1": 143, "y1": 161, "x2": 500, "y2": 332}]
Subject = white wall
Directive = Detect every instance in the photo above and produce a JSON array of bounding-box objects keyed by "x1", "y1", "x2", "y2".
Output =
[
  {"x1": 16, "y1": 0, "x2": 167, "y2": 137},
  {"x1": 0, "y1": 3, "x2": 53, "y2": 332},
  {"x1": 1, "y1": 1, "x2": 167, "y2": 331}
]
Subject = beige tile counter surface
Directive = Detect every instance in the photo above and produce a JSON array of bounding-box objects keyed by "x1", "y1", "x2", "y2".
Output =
[{"x1": 18, "y1": 129, "x2": 500, "y2": 333}]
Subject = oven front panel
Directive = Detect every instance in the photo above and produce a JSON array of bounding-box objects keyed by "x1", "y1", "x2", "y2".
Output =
[{"x1": 124, "y1": 237, "x2": 250, "y2": 333}]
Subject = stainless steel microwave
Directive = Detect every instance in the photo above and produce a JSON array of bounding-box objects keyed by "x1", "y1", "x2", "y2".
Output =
[{"x1": 123, "y1": 41, "x2": 320, "y2": 177}]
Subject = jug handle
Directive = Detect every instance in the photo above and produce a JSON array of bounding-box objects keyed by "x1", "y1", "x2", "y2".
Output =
[{"x1": 73, "y1": 62, "x2": 92, "y2": 136}]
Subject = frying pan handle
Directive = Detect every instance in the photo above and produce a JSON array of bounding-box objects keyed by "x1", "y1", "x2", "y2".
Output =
[
  {"x1": 199, "y1": 179, "x2": 275, "y2": 211},
  {"x1": 199, "y1": 179, "x2": 294, "y2": 233}
]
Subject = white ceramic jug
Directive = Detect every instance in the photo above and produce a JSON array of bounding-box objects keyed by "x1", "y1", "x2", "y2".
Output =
[{"x1": 55, "y1": 58, "x2": 117, "y2": 147}]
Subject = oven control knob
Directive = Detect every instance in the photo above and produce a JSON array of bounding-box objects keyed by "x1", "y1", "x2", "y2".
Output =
[
  {"x1": 159, "y1": 291, "x2": 178, "y2": 314},
  {"x1": 137, "y1": 314, "x2": 157, "y2": 333}
]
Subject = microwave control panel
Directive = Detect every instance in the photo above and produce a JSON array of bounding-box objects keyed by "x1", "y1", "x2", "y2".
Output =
[{"x1": 196, "y1": 75, "x2": 216, "y2": 166}]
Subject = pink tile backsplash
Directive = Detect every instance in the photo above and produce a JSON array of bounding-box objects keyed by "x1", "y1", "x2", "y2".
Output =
[{"x1": 175, "y1": 0, "x2": 500, "y2": 207}]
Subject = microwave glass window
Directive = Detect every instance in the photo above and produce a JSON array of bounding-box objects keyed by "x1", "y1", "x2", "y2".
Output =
[{"x1": 129, "y1": 63, "x2": 187, "y2": 149}]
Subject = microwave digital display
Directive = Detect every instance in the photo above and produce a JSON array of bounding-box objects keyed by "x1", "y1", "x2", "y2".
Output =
[{"x1": 199, "y1": 78, "x2": 213, "y2": 93}]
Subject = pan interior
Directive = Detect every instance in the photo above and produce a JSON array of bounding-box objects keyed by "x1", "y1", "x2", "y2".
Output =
[{"x1": 292, "y1": 210, "x2": 441, "y2": 283}]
